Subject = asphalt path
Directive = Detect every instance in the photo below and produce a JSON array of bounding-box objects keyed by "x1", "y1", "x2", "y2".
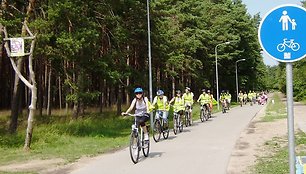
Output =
[{"x1": 70, "y1": 104, "x2": 264, "y2": 174}]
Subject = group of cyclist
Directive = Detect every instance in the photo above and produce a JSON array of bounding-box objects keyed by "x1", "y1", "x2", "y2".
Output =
[
  {"x1": 238, "y1": 90, "x2": 268, "y2": 106},
  {"x1": 122, "y1": 87, "x2": 216, "y2": 141}
]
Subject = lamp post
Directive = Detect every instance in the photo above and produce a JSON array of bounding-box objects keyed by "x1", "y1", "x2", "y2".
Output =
[
  {"x1": 146, "y1": 0, "x2": 153, "y2": 128},
  {"x1": 235, "y1": 59, "x2": 246, "y2": 102},
  {"x1": 215, "y1": 41, "x2": 231, "y2": 110}
]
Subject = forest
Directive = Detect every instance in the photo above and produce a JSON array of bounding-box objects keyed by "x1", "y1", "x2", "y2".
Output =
[{"x1": 0, "y1": 0, "x2": 306, "y2": 149}]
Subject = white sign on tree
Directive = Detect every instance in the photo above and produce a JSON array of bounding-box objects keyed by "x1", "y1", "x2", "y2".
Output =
[{"x1": 10, "y1": 38, "x2": 25, "y2": 57}]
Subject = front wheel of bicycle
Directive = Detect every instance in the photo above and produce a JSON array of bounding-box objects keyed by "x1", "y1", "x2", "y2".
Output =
[
  {"x1": 142, "y1": 131, "x2": 150, "y2": 157},
  {"x1": 200, "y1": 109, "x2": 205, "y2": 122},
  {"x1": 162, "y1": 121, "x2": 169, "y2": 139},
  {"x1": 277, "y1": 43, "x2": 285, "y2": 52},
  {"x1": 153, "y1": 120, "x2": 161, "y2": 142},
  {"x1": 173, "y1": 116, "x2": 178, "y2": 135},
  {"x1": 129, "y1": 132, "x2": 139, "y2": 164}
]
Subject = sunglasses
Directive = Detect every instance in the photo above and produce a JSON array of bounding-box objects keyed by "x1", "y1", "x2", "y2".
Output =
[{"x1": 135, "y1": 92, "x2": 143, "y2": 95}]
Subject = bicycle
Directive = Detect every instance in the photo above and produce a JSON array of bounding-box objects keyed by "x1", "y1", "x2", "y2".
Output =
[
  {"x1": 152, "y1": 111, "x2": 169, "y2": 142},
  {"x1": 277, "y1": 39, "x2": 300, "y2": 52},
  {"x1": 185, "y1": 105, "x2": 192, "y2": 126},
  {"x1": 173, "y1": 110, "x2": 183, "y2": 135},
  {"x1": 239, "y1": 98, "x2": 243, "y2": 107},
  {"x1": 124, "y1": 113, "x2": 150, "y2": 164},
  {"x1": 221, "y1": 99, "x2": 227, "y2": 113},
  {"x1": 200, "y1": 104, "x2": 209, "y2": 122}
]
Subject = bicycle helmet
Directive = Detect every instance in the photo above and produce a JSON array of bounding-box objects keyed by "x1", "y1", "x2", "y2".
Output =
[
  {"x1": 176, "y1": 90, "x2": 181, "y2": 94},
  {"x1": 207, "y1": 90, "x2": 211, "y2": 93},
  {"x1": 156, "y1": 89, "x2": 164, "y2": 96},
  {"x1": 185, "y1": 87, "x2": 191, "y2": 91},
  {"x1": 202, "y1": 89, "x2": 206, "y2": 92},
  {"x1": 134, "y1": 87, "x2": 143, "y2": 94}
]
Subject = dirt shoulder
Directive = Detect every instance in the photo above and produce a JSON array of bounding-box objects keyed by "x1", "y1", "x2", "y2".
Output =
[{"x1": 227, "y1": 93, "x2": 306, "y2": 174}]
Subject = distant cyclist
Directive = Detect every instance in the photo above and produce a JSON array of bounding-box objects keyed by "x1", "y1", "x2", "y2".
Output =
[
  {"x1": 225, "y1": 90, "x2": 231, "y2": 109},
  {"x1": 152, "y1": 89, "x2": 169, "y2": 124},
  {"x1": 122, "y1": 87, "x2": 150, "y2": 141},
  {"x1": 238, "y1": 91, "x2": 244, "y2": 106},
  {"x1": 182, "y1": 87, "x2": 194, "y2": 124}
]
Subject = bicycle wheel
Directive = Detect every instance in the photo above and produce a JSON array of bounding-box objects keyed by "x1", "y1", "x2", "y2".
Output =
[
  {"x1": 292, "y1": 43, "x2": 300, "y2": 51},
  {"x1": 178, "y1": 114, "x2": 183, "y2": 132},
  {"x1": 277, "y1": 43, "x2": 285, "y2": 52},
  {"x1": 162, "y1": 120, "x2": 169, "y2": 139},
  {"x1": 200, "y1": 109, "x2": 205, "y2": 122},
  {"x1": 153, "y1": 120, "x2": 161, "y2": 142},
  {"x1": 142, "y1": 131, "x2": 150, "y2": 157},
  {"x1": 185, "y1": 112, "x2": 189, "y2": 127},
  {"x1": 173, "y1": 115, "x2": 178, "y2": 135},
  {"x1": 204, "y1": 107, "x2": 209, "y2": 121},
  {"x1": 129, "y1": 132, "x2": 139, "y2": 164}
]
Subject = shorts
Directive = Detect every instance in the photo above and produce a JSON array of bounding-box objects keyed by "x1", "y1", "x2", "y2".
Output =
[
  {"x1": 155, "y1": 110, "x2": 168, "y2": 121},
  {"x1": 136, "y1": 113, "x2": 150, "y2": 127}
]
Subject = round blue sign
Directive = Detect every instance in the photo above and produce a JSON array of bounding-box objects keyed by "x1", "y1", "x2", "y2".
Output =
[{"x1": 258, "y1": 4, "x2": 306, "y2": 62}]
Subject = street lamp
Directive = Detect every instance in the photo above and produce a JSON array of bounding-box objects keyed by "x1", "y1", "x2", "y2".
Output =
[
  {"x1": 215, "y1": 41, "x2": 232, "y2": 110},
  {"x1": 146, "y1": 0, "x2": 153, "y2": 128},
  {"x1": 235, "y1": 59, "x2": 246, "y2": 102}
]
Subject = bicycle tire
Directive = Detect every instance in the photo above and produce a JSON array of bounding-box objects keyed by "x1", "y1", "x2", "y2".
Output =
[
  {"x1": 173, "y1": 116, "x2": 178, "y2": 135},
  {"x1": 200, "y1": 109, "x2": 204, "y2": 122},
  {"x1": 292, "y1": 43, "x2": 300, "y2": 51},
  {"x1": 178, "y1": 115, "x2": 183, "y2": 132},
  {"x1": 142, "y1": 131, "x2": 150, "y2": 157},
  {"x1": 162, "y1": 121, "x2": 169, "y2": 139},
  {"x1": 277, "y1": 43, "x2": 285, "y2": 52},
  {"x1": 129, "y1": 132, "x2": 139, "y2": 164},
  {"x1": 153, "y1": 120, "x2": 161, "y2": 142},
  {"x1": 204, "y1": 107, "x2": 209, "y2": 121},
  {"x1": 185, "y1": 112, "x2": 189, "y2": 127}
]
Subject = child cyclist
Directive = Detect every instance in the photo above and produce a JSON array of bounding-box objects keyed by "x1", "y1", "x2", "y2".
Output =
[
  {"x1": 169, "y1": 90, "x2": 185, "y2": 123},
  {"x1": 197, "y1": 89, "x2": 211, "y2": 113},
  {"x1": 122, "y1": 87, "x2": 150, "y2": 141},
  {"x1": 152, "y1": 89, "x2": 169, "y2": 124}
]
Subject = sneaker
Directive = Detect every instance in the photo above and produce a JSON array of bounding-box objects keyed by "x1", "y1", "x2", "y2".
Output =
[{"x1": 144, "y1": 133, "x2": 149, "y2": 141}]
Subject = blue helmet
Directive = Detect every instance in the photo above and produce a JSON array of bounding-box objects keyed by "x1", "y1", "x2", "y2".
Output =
[
  {"x1": 134, "y1": 87, "x2": 143, "y2": 94},
  {"x1": 156, "y1": 90, "x2": 164, "y2": 96}
]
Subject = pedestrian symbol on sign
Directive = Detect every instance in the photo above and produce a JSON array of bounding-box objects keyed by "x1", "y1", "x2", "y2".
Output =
[{"x1": 279, "y1": 11, "x2": 297, "y2": 31}]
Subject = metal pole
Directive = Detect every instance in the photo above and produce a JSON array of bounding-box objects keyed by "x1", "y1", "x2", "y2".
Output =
[
  {"x1": 235, "y1": 61, "x2": 238, "y2": 102},
  {"x1": 286, "y1": 63, "x2": 295, "y2": 174},
  {"x1": 146, "y1": 0, "x2": 153, "y2": 129},
  {"x1": 215, "y1": 45, "x2": 220, "y2": 110}
]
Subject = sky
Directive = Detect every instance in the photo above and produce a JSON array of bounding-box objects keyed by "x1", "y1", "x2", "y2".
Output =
[{"x1": 242, "y1": 0, "x2": 303, "y2": 66}]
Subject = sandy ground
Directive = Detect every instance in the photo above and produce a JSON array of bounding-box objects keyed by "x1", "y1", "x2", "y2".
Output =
[{"x1": 227, "y1": 93, "x2": 306, "y2": 173}]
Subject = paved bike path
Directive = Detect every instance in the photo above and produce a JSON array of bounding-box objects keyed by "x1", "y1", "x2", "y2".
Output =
[{"x1": 69, "y1": 104, "x2": 264, "y2": 174}]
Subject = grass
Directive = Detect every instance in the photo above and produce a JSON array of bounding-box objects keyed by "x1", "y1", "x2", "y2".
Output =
[
  {"x1": 251, "y1": 131, "x2": 306, "y2": 174},
  {"x1": 0, "y1": 112, "x2": 131, "y2": 167},
  {"x1": 262, "y1": 92, "x2": 287, "y2": 122}
]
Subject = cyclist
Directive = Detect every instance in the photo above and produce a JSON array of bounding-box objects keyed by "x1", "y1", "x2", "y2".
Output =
[
  {"x1": 207, "y1": 90, "x2": 215, "y2": 111},
  {"x1": 152, "y1": 89, "x2": 169, "y2": 125},
  {"x1": 220, "y1": 90, "x2": 227, "y2": 109},
  {"x1": 197, "y1": 89, "x2": 211, "y2": 113},
  {"x1": 225, "y1": 90, "x2": 231, "y2": 109},
  {"x1": 243, "y1": 92, "x2": 248, "y2": 105},
  {"x1": 169, "y1": 90, "x2": 185, "y2": 124},
  {"x1": 182, "y1": 87, "x2": 194, "y2": 124},
  {"x1": 122, "y1": 87, "x2": 150, "y2": 141},
  {"x1": 247, "y1": 90, "x2": 253, "y2": 104},
  {"x1": 238, "y1": 91, "x2": 244, "y2": 105}
]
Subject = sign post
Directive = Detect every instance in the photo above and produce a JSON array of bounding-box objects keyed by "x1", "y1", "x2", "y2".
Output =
[{"x1": 259, "y1": 4, "x2": 306, "y2": 174}]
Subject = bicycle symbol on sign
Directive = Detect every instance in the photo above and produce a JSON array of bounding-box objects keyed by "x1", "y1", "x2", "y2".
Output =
[{"x1": 277, "y1": 38, "x2": 300, "y2": 52}]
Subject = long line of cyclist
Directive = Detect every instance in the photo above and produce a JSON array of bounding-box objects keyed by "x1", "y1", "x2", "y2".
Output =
[{"x1": 121, "y1": 87, "x2": 268, "y2": 163}]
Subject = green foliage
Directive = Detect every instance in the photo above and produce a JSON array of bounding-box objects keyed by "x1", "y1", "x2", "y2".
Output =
[{"x1": 262, "y1": 93, "x2": 287, "y2": 122}]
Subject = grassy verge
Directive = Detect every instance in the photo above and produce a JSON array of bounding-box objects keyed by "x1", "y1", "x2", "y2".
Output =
[
  {"x1": 251, "y1": 131, "x2": 306, "y2": 174},
  {"x1": 0, "y1": 112, "x2": 131, "y2": 167},
  {"x1": 262, "y1": 92, "x2": 287, "y2": 122}
]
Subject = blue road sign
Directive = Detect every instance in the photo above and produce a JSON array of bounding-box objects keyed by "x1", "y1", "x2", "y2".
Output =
[{"x1": 258, "y1": 4, "x2": 306, "y2": 62}]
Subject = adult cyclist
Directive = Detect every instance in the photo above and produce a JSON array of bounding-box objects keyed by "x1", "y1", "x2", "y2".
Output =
[
  {"x1": 122, "y1": 87, "x2": 150, "y2": 141},
  {"x1": 238, "y1": 91, "x2": 244, "y2": 106},
  {"x1": 182, "y1": 87, "x2": 194, "y2": 124},
  {"x1": 152, "y1": 89, "x2": 169, "y2": 125}
]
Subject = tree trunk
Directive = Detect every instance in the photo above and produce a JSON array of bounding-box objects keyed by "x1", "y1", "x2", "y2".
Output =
[
  {"x1": 116, "y1": 85, "x2": 122, "y2": 115},
  {"x1": 47, "y1": 61, "x2": 51, "y2": 116},
  {"x1": 58, "y1": 76, "x2": 62, "y2": 110}
]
